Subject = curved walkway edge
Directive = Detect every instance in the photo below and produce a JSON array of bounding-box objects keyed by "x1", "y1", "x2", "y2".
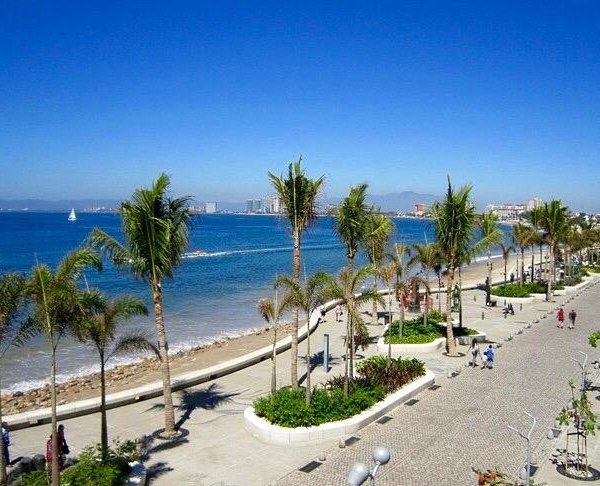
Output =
[{"x1": 5, "y1": 300, "x2": 340, "y2": 430}]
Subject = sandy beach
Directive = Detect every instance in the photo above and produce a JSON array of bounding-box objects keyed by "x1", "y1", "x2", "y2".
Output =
[{"x1": 2, "y1": 251, "x2": 526, "y2": 416}]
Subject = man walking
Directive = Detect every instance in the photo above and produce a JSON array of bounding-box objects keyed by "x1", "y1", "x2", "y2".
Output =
[{"x1": 568, "y1": 309, "x2": 577, "y2": 329}]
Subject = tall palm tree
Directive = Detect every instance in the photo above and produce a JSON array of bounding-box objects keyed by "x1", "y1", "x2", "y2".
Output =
[
  {"x1": 529, "y1": 206, "x2": 545, "y2": 282},
  {"x1": 540, "y1": 199, "x2": 570, "y2": 301},
  {"x1": 257, "y1": 295, "x2": 281, "y2": 396},
  {"x1": 268, "y1": 158, "x2": 324, "y2": 389},
  {"x1": 320, "y1": 265, "x2": 384, "y2": 396},
  {"x1": 335, "y1": 184, "x2": 372, "y2": 274},
  {"x1": 498, "y1": 242, "x2": 515, "y2": 284},
  {"x1": 277, "y1": 272, "x2": 329, "y2": 404},
  {"x1": 22, "y1": 249, "x2": 101, "y2": 486},
  {"x1": 379, "y1": 263, "x2": 396, "y2": 364},
  {"x1": 410, "y1": 243, "x2": 441, "y2": 326},
  {"x1": 389, "y1": 243, "x2": 414, "y2": 323},
  {"x1": 431, "y1": 179, "x2": 492, "y2": 356},
  {"x1": 362, "y1": 213, "x2": 394, "y2": 325},
  {"x1": 76, "y1": 292, "x2": 153, "y2": 459},
  {"x1": 513, "y1": 223, "x2": 535, "y2": 285},
  {"x1": 89, "y1": 173, "x2": 190, "y2": 437},
  {"x1": 477, "y1": 211, "x2": 503, "y2": 301},
  {"x1": 0, "y1": 273, "x2": 25, "y2": 484}
]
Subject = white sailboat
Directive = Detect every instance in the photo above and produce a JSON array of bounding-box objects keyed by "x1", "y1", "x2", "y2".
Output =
[{"x1": 68, "y1": 208, "x2": 77, "y2": 221}]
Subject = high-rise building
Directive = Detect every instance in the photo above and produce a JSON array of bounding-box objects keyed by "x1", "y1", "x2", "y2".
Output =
[
  {"x1": 271, "y1": 195, "x2": 282, "y2": 214},
  {"x1": 205, "y1": 202, "x2": 217, "y2": 214},
  {"x1": 415, "y1": 203, "x2": 426, "y2": 217}
]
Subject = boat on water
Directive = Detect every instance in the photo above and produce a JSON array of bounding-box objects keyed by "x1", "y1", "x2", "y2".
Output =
[
  {"x1": 184, "y1": 249, "x2": 208, "y2": 258},
  {"x1": 68, "y1": 208, "x2": 77, "y2": 221}
]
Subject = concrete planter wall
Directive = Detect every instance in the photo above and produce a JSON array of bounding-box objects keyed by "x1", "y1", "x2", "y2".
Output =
[
  {"x1": 489, "y1": 295, "x2": 535, "y2": 304},
  {"x1": 244, "y1": 370, "x2": 435, "y2": 446}
]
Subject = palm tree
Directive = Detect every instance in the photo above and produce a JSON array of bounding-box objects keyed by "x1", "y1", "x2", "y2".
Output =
[
  {"x1": 379, "y1": 263, "x2": 396, "y2": 364},
  {"x1": 540, "y1": 199, "x2": 570, "y2": 301},
  {"x1": 498, "y1": 242, "x2": 515, "y2": 284},
  {"x1": 410, "y1": 243, "x2": 441, "y2": 326},
  {"x1": 529, "y1": 206, "x2": 545, "y2": 282},
  {"x1": 389, "y1": 243, "x2": 414, "y2": 326},
  {"x1": 431, "y1": 179, "x2": 492, "y2": 356},
  {"x1": 513, "y1": 223, "x2": 535, "y2": 285},
  {"x1": 335, "y1": 184, "x2": 372, "y2": 274},
  {"x1": 0, "y1": 273, "x2": 25, "y2": 483},
  {"x1": 320, "y1": 265, "x2": 384, "y2": 395},
  {"x1": 89, "y1": 173, "x2": 191, "y2": 437},
  {"x1": 22, "y1": 249, "x2": 101, "y2": 486},
  {"x1": 362, "y1": 213, "x2": 394, "y2": 325},
  {"x1": 257, "y1": 296, "x2": 281, "y2": 395},
  {"x1": 268, "y1": 158, "x2": 324, "y2": 389},
  {"x1": 477, "y1": 211, "x2": 503, "y2": 301},
  {"x1": 76, "y1": 292, "x2": 153, "y2": 459},
  {"x1": 277, "y1": 273, "x2": 329, "y2": 403}
]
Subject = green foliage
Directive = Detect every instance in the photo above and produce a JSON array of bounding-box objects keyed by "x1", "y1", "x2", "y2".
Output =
[
  {"x1": 254, "y1": 356, "x2": 425, "y2": 427},
  {"x1": 562, "y1": 275, "x2": 583, "y2": 287},
  {"x1": 15, "y1": 471, "x2": 48, "y2": 486},
  {"x1": 491, "y1": 282, "x2": 563, "y2": 297},
  {"x1": 356, "y1": 356, "x2": 425, "y2": 394},
  {"x1": 60, "y1": 440, "x2": 139, "y2": 486},
  {"x1": 559, "y1": 381, "x2": 598, "y2": 435},
  {"x1": 589, "y1": 331, "x2": 600, "y2": 348},
  {"x1": 384, "y1": 315, "x2": 477, "y2": 344},
  {"x1": 584, "y1": 265, "x2": 600, "y2": 274}
]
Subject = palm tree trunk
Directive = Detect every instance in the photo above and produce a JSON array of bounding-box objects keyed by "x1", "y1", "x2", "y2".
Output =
[
  {"x1": 0, "y1": 380, "x2": 6, "y2": 486},
  {"x1": 305, "y1": 311, "x2": 311, "y2": 405},
  {"x1": 437, "y1": 274, "x2": 442, "y2": 312},
  {"x1": 521, "y1": 249, "x2": 525, "y2": 285},
  {"x1": 546, "y1": 243, "x2": 553, "y2": 301},
  {"x1": 50, "y1": 348, "x2": 60, "y2": 486},
  {"x1": 344, "y1": 311, "x2": 350, "y2": 397},
  {"x1": 504, "y1": 257, "x2": 508, "y2": 285},
  {"x1": 387, "y1": 292, "x2": 392, "y2": 364},
  {"x1": 151, "y1": 282, "x2": 176, "y2": 436},
  {"x1": 291, "y1": 233, "x2": 301, "y2": 389},
  {"x1": 531, "y1": 250, "x2": 535, "y2": 283},
  {"x1": 271, "y1": 325, "x2": 277, "y2": 395},
  {"x1": 372, "y1": 282, "x2": 378, "y2": 326},
  {"x1": 446, "y1": 267, "x2": 457, "y2": 356},
  {"x1": 100, "y1": 354, "x2": 108, "y2": 460}
]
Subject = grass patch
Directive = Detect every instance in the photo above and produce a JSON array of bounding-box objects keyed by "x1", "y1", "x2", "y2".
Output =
[
  {"x1": 491, "y1": 281, "x2": 563, "y2": 297},
  {"x1": 253, "y1": 356, "x2": 425, "y2": 428},
  {"x1": 384, "y1": 312, "x2": 478, "y2": 344}
]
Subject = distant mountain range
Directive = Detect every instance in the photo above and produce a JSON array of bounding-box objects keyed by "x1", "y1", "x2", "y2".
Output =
[{"x1": 0, "y1": 191, "x2": 440, "y2": 213}]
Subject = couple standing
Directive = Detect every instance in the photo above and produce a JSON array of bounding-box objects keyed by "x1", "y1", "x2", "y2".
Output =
[
  {"x1": 469, "y1": 340, "x2": 495, "y2": 369},
  {"x1": 556, "y1": 308, "x2": 577, "y2": 329}
]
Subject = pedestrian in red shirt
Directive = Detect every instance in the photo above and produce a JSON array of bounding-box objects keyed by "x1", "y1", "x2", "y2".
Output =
[{"x1": 557, "y1": 307, "x2": 565, "y2": 328}]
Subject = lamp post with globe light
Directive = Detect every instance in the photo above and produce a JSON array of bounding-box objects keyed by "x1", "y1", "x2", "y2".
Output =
[{"x1": 347, "y1": 446, "x2": 391, "y2": 485}]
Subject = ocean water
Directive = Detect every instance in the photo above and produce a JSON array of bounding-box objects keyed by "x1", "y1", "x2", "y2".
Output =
[{"x1": 0, "y1": 212, "x2": 440, "y2": 393}]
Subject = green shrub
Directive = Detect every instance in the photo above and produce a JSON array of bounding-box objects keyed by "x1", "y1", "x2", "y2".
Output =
[
  {"x1": 384, "y1": 317, "x2": 477, "y2": 344},
  {"x1": 563, "y1": 275, "x2": 583, "y2": 286},
  {"x1": 584, "y1": 265, "x2": 600, "y2": 274},
  {"x1": 254, "y1": 356, "x2": 425, "y2": 427},
  {"x1": 491, "y1": 281, "x2": 563, "y2": 297},
  {"x1": 15, "y1": 471, "x2": 48, "y2": 486},
  {"x1": 60, "y1": 441, "x2": 136, "y2": 486}
]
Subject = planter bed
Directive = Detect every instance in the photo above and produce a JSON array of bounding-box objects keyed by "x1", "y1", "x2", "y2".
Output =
[
  {"x1": 244, "y1": 370, "x2": 435, "y2": 445},
  {"x1": 376, "y1": 325, "x2": 486, "y2": 353}
]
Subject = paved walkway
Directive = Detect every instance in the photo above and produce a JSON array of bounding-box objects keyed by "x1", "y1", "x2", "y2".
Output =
[{"x1": 8, "y1": 273, "x2": 600, "y2": 485}]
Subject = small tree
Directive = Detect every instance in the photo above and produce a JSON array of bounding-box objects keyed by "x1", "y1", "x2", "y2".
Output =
[
  {"x1": 76, "y1": 292, "x2": 153, "y2": 460},
  {"x1": 257, "y1": 296, "x2": 281, "y2": 396},
  {"x1": 559, "y1": 379, "x2": 598, "y2": 477},
  {"x1": 277, "y1": 273, "x2": 329, "y2": 403}
]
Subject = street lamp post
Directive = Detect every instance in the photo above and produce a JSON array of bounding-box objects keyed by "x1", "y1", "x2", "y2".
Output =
[
  {"x1": 347, "y1": 446, "x2": 391, "y2": 485},
  {"x1": 508, "y1": 411, "x2": 536, "y2": 485}
]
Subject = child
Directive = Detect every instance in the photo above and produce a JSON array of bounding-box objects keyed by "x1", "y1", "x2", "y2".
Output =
[{"x1": 481, "y1": 345, "x2": 495, "y2": 369}]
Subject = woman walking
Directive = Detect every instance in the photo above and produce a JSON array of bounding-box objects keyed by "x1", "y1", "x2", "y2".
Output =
[
  {"x1": 557, "y1": 307, "x2": 565, "y2": 328},
  {"x1": 469, "y1": 339, "x2": 481, "y2": 368}
]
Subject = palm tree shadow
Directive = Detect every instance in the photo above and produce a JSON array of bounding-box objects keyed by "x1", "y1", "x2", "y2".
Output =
[
  {"x1": 175, "y1": 383, "x2": 240, "y2": 429},
  {"x1": 298, "y1": 351, "x2": 342, "y2": 385}
]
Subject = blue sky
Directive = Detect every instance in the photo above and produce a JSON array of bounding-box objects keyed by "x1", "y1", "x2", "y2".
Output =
[{"x1": 1, "y1": 1, "x2": 599, "y2": 211}]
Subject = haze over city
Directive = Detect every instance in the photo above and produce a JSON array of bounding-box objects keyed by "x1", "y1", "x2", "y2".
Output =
[{"x1": 1, "y1": 2, "x2": 599, "y2": 212}]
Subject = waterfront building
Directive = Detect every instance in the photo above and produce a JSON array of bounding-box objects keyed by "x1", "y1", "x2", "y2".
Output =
[{"x1": 205, "y1": 202, "x2": 217, "y2": 214}]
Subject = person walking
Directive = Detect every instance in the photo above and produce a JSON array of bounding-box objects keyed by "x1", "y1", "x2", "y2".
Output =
[
  {"x1": 557, "y1": 307, "x2": 565, "y2": 328},
  {"x1": 2, "y1": 422, "x2": 9, "y2": 466},
  {"x1": 335, "y1": 304, "x2": 342, "y2": 322},
  {"x1": 568, "y1": 309, "x2": 577, "y2": 329},
  {"x1": 47, "y1": 424, "x2": 70, "y2": 472},
  {"x1": 468, "y1": 339, "x2": 481, "y2": 368},
  {"x1": 481, "y1": 344, "x2": 495, "y2": 369}
]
